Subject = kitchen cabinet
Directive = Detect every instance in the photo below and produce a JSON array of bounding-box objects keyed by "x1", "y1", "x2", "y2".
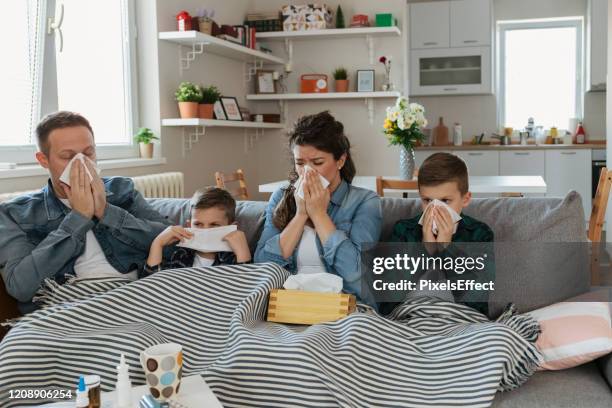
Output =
[
  {"x1": 410, "y1": 46, "x2": 492, "y2": 95},
  {"x1": 450, "y1": 0, "x2": 492, "y2": 47},
  {"x1": 454, "y1": 150, "x2": 499, "y2": 175},
  {"x1": 587, "y1": 0, "x2": 607, "y2": 91},
  {"x1": 545, "y1": 150, "x2": 592, "y2": 219},
  {"x1": 499, "y1": 151, "x2": 545, "y2": 176},
  {"x1": 409, "y1": 1, "x2": 450, "y2": 49}
]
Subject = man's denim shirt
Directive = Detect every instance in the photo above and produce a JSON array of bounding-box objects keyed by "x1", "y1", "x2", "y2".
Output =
[
  {"x1": 0, "y1": 177, "x2": 170, "y2": 313},
  {"x1": 254, "y1": 180, "x2": 382, "y2": 307}
]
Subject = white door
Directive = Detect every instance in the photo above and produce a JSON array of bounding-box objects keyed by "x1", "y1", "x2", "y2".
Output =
[
  {"x1": 545, "y1": 149, "x2": 592, "y2": 219},
  {"x1": 499, "y1": 151, "x2": 545, "y2": 176},
  {"x1": 453, "y1": 151, "x2": 499, "y2": 176},
  {"x1": 587, "y1": 0, "x2": 607, "y2": 91},
  {"x1": 500, "y1": 150, "x2": 546, "y2": 197},
  {"x1": 450, "y1": 0, "x2": 492, "y2": 47},
  {"x1": 410, "y1": 1, "x2": 450, "y2": 49},
  {"x1": 415, "y1": 150, "x2": 453, "y2": 168}
]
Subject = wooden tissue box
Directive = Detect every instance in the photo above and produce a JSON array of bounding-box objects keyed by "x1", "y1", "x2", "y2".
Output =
[{"x1": 267, "y1": 289, "x2": 356, "y2": 325}]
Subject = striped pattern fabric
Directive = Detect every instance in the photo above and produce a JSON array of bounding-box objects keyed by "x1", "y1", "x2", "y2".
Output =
[
  {"x1": 0, "y1": 263, "x2": 541, "y2": 407},
  {"x1": 528, "y1": 302, "x2": 612, "y2": 370}
]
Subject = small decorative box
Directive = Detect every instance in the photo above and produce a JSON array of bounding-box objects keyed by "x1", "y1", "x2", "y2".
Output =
[
  {"x1": 267, "y1": 289, "x2": 357, "y2": 325},
  {"x1": 281, "y1": 4, "x2": 333, "y2": 31}
]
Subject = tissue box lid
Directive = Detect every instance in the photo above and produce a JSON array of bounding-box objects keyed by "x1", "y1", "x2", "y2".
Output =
[{"x1": 267, "y1": 289, "x2": 356, "y2": 325}]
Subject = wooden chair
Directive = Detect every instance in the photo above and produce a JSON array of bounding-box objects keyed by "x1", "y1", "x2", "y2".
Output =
[
  {"x1": 375, "y1": 176, "x2": 418, "y2": 197},
  {"x1": 588, "y1": 167, "x2": 612, "y2": 285},
  {"x1": 215, "y1": 169, "x2": 249, "y2": 200}
]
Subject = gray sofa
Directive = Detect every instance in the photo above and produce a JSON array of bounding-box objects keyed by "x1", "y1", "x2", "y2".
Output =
[{"x1": 148, "y1": 191, "x2": 612, "y2": 407}]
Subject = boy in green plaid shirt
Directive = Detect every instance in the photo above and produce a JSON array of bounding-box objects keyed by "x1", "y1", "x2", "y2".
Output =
[{"x1": 390, "y1": 152, "x2": 494, "y2": 314}]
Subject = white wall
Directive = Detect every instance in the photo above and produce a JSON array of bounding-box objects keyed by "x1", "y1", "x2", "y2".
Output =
[
  {"x1": 410, "y1": 0, "x2": 606, "y2": 141},
  {"x1": 251, "y1": 0, "x2": 408, "y2": 183}
]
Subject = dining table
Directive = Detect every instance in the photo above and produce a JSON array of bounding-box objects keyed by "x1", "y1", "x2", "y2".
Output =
[{"x1": 258, "y1": 175, "x2": 547, "y2": 195}]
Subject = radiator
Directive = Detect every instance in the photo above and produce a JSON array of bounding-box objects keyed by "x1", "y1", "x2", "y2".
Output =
[
  {"x1": 0, "y1": 172, "x2": 185, "y2": 203},
  {"x1": 132, "y1": 172, "x2": 184, "y2": 198}
]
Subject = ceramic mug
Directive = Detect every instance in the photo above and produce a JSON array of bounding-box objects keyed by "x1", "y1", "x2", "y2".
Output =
[{"x1": 140, "y1": 343, "x2": 183, "y2": 402}]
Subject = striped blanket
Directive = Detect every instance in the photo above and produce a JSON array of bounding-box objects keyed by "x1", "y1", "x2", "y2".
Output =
[{"x1": 0, "y1": 263, "x2": 541, "y2": 407}]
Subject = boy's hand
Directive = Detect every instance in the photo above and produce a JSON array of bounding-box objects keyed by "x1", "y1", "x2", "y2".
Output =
[
  {"x1": 434, "y1": 206, "x2": 454, "y2": 243},
  {"x1": 422, "y1": 205, "x2": 437, "y2": 243},
  {"x1": 154, "y1": 226, "x2": 193, "y2": 247},
  {"x1": 223, "y1": 230, "x2": 251, "y2": 263}
]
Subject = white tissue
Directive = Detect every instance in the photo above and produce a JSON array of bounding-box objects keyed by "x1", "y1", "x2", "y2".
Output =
[
  {"x1": 283, "y1": 272, "x2": 343, "y2": 293},
  {"x1": 59, "y1": 153, "x2": 100, "y2": 186},
  {"x1": 418, "y1": 199, "x2": 462, "y2": 235},
  {"x1": 177, "y1": 225, "x2": 237, "y2": 252},
  {"x1": 295, "y1": 165, "x2": 330, "y2": 199}
]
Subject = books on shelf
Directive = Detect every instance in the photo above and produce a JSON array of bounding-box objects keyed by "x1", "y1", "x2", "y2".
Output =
[
  {"x1": 245, "y1": 11, "x2": 282, "y2": 32},
  {"x1": 222, "y1": 25, "x2": 257, "y2": 49}
]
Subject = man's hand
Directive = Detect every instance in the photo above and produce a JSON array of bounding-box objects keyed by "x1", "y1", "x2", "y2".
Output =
[
  {"x1": 434, "y1": 206, "x2": 454, "y2": 243},
  {"x1": 63, "y1": 159, "x2": 94, "y2": 219},
  {"x1": 223, "y1": 230, "x2": 251, "y2": 263},
  {"x1": 84, "y1": 159, "x2": 107, "y2": 220},
  {"x1": 303, "y1": 170, "x2": 330, "y2": 220}
]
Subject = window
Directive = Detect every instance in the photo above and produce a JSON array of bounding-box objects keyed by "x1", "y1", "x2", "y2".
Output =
[
  {"x1": 498, "y1": 18, "x2": 583, "y2": 130},
  {"x1": 0, "y1": 0, "x2": 138, "y2": 164}
]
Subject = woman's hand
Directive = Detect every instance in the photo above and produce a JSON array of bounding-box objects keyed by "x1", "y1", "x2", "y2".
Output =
[
  {"x1": 294, "y1": 184, "x2": 307, "y2": 217},
  {"x1": 303, "y1": 170, "x2": 330, "y2": 220}
]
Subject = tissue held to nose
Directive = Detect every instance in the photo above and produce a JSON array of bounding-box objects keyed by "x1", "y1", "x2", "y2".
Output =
[
  {"x1": 295, "y1": 165, "x2": 330, "y2": 199},
  {"x1": 59, "y1": 153, "x2": 100, "y2": 186},
  {"x1": 418, "y1": 199, "x2": 462, "y2": 235}
]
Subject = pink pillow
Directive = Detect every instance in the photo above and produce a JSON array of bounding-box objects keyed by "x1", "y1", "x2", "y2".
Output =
[{"x1": 528, "y1": 302, "x2": 612, "y2": 370}]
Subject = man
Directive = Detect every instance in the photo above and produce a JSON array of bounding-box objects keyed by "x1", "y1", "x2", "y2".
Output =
[{"x1": 0, "y1": 111, "x2": 170, "y2": 313}]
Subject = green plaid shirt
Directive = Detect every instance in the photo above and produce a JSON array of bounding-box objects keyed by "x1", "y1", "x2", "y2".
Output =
[
  {"x1": 388, "y1": 213, "x2": 494, "y2": 316},
  {"x1": 391, "y1": 213, "x2": 494, "y2": 243}
]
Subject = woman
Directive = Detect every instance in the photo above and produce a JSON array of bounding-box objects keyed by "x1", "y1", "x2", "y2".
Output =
[{"x1": 255, "y1": 111, "x2": 382, "y2": 307}]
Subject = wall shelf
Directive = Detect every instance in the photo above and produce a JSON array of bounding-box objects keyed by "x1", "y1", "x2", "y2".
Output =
[
  {"x1": 257, "y1": 27, "x2": 402, "y2": 65},
  {"x1": 246, "y1": 91, "x2": 401, "y2": 124},
  {"x1": 159, "y1": 31, "x2": 285, "y2": 74},
  {"x1": 162, "y1": 118, "x2": 285, "y2": 155},
  {"x1": 256, "y1": 26, "x2": 401, "y2": 41}
]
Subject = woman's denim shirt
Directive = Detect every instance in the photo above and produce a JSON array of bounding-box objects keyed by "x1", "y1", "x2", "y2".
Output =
[{"x1": 254, "y1": 180, "x2": 382, "y2": 307}]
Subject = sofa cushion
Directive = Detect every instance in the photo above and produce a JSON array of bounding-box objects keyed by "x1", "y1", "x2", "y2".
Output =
[
  {"x1": 598, "y1": 352, "x2": 612, "y2": 389},
  {"x1": 492, "y1": 362, "x2": 612, "y2": 407},
  {"x1": 147, "y1": 199, "x2": 267, "y2": 253},
  {"x1": 380, "y1": 191, "x2": 587, "y2": 242}
]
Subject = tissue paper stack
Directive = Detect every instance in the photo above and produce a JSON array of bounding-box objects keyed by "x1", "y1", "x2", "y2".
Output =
[
  {"x1": 283, "y1": 272, "x2": 343, "y2": 293},
  {"x1": 59, "y1": 153, "x2": 100, "y2": 186},
  {"x1": 177, "y1": 225, "x2": 237, "y2": 252},
  {"x1": 294, "y1": 165, "x2": 330, "y2": 199},
  {"x1": 418, "y1": 199, "x2": 462, "y2": 235}
]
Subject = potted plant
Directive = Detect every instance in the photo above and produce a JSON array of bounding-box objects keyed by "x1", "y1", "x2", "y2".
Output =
[
  {"x1": 383, "y1": 97, "x2": 427, "y2": 180},
  {"x1": 199, "y1": 85, "x2": 221, "y2": 119},
  {"x1": 134, "y1": 127, "x2": 159, "y2": 159},
  {"x1": 333, "y1": 67, "x2": 349, "y2": 92},
  {"x1": 175, "y1": 81, "x2": 202, "y2": 118}
]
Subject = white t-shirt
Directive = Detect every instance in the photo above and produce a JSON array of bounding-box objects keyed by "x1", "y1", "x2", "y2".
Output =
[
  {"x1": 193, "y1": 254, "x2": 215, "y2": 268},
  {"x1": 60, "y1": 199, "x2": 138, "y2": 281},
  {"x1": 296, "y1": 226, "x2": 327, "y2": 275}
]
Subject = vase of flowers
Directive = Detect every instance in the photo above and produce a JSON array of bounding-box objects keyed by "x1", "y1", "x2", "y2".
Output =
[
  {"x1": 383, "y1": 97, "x2": 428, "y2": 180},
  {"x1": 379, "y1": 56, "x2": 394, "y2": 91}
]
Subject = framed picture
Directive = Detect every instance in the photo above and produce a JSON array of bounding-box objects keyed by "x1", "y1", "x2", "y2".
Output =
[
  {"x1": 213, "y1": 101, "x2": 227, "y2": 120},
  {"x1": 220, "y1": 96, "x2": 243, "y2": 121},
  {"x1": 357, "y1": 70, "x2": 375, "y2": 92},
  {"x1": 256, "y1": 70, "x2": 276, "y2": 94}
]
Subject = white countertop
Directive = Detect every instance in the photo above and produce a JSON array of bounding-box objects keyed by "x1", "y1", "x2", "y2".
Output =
[{"x1": 259, "y1": 175, "x2": 547, "y2": 194}]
